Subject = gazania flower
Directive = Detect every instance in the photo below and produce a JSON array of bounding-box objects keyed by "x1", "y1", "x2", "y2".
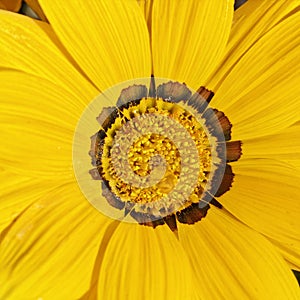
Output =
[{"x1": 1, "y1": 0, "x2": 300, "y2": 299}]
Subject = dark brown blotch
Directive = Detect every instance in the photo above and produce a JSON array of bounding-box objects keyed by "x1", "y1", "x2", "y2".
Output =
[
  {"x1": 214, "y1": 164, "x2": 234, "y2": 197},
  {"x1": 188, "y1": 86, "x2": 214, "y2": 113},
  {"x1": 226, "y1": 140, "x2": 242, "y2": 162},
  {"x1": 176, "y1": 203, "x2": 210, "y2": 225}
]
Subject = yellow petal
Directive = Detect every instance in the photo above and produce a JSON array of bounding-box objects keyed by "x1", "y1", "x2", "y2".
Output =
[
  {"x1": 137, "y1": 0, "x2": 153, "y2": 33},
  {"x1": 38, "y1": 0, "x2": 152, "y2": 91},
  {"x1": 0, "y1": 171, "x2": 58, "y2": 232},
  {"x1": 151, "y1": 0, "x2": 234, "y2": 89},
  {"x1": 179, "y1": 208, "x2": 300, "y2": 299},
  {"x1": 0, "y1": 0, "x2": 21, "y2": 12},
  {"x1": 219, "y1": 159, "x2": 300, "y2": 270},
  {"x1": 207, "y1": 0, "x2": 300, "y2": 89},
  {"x1": 25, "y1": 0, "x2": 47, "y2": 21},
  {"x1": 0, "y1": 71, "x2": 84, "y2": 178},
  {"x1": 242, "y1": 124, "x2": 300, "y2": 169},
  {"x1": 209, "y1": 11, "x2": 300, "y2": 139},
  {"x1": 97, "y1": 223, "x2": 196, "y2": 300},
  {"x1": 0, "y1": 10, "x2": 97, "y2": 101},
  {"x1": 0, "y1": 181, "x2": 112, "y2": 300}
]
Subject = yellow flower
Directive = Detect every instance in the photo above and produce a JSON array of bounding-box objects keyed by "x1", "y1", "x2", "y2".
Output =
[{"x1": 0, "y1": 0, "x2": 300, "y2": 299}]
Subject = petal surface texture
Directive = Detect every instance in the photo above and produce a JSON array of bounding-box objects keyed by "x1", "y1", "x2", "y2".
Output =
[
  {"x1": 209, "y1": 10, "x2": 300, "y2": 140},
  {"x1": 207, "y1": 0, "x2": 300, "y2": 89},
  {"x1": 0, "y1": 171, "x2": 57, "y2": 232},
  {"x1": 97, "y1": 223, "x2": 195, "y2": 300},
  {"x1": 219, "y1": 159, "x2": 300, "y2": 270},
  {"x1": 179, "y1": 208, "x2": 300, "y2": 299},
  {"x1": 151, "y1": 0, "x2": 234, "y2": 89},
  {"x1": 38, "y1": 0, "x2": 152, "y2": 91},
  {"x1": 0, "y1": 10, "x2": 97, "y2": 101},
  {"x1": 0, "y1": 71, "x2": 87, "y2": 178},
  {"x1": 0, "y1": 181, "x2": 112, "y2": 300}
]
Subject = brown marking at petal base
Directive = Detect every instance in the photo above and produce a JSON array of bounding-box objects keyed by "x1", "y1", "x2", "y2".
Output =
[
  {"x1": 149, "y1": 75, "x2": 156, "y2": 97},
  {"x1": 187, "y1": 86, "x2": 214, "y2": 114},
  {"x1": 226, "y1": 141, "x2": 242, "y2": 162},
  {"x1": 214, "y1": 164, "x2": 234, "y2": 197},
  {"x1": 89, "y1": 130, "x2": 106, "y2": 166},
  {"x1": 117, "y1": 85, "x2": 148, "y2": 107},
  {"x1": 210, "y1": 198, "x2": 223, "y2": 209},
  {"x1": 130, "y1": 210, "x2": 165, "y2": 228},
  {"x1": 176, "y1": 203, "x2": 210, "y2": 224},
  {"x1": 157, "y1": 81, "x2": 192, "y2": 102},
  {"x1": 96, "y1": 107, "x2": 120, "y2": 130},
  {"x1": 102, "y1": 181, "x2": 125, "y2": 210},
  {"x1": 214, "y1": 109, "x2": 232, "y2": 141},
  {"x1": 89, "y1": 168, "x2": 102, "y2": 180},
  {"x1": 203, "y1": 108, "x2": 231, "y2": 140},
  {"x1": 163, "y1": 214, "x2": 178, "y2": 232}
]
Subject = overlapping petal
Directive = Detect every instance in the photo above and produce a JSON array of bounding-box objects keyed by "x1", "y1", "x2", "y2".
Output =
[
  {"x1": 97, "y1": 223, "x2": 195, "y2": 300},
  {"x1": 0, "y1": 10, "x2": 97, "y2": 100},
  {"x1": 0, "y1": 71, "x2": 86, "y2": 178},
  {"x1": 219, "y1": 159, "x2": 300, "y2": 270},
  {"x1": 38, "y1": 0, "x2": 152, "y2": 91},
  {"x1": 207, "y1": 0, "x2": 300, "y2": 89},
  {"x1": 0, "y1": 171, "x2": 58, "y2": 232},
  {"x1": 151, "y1": 0, "x2": 234, "y2": 89},
  {"x1": 0, "y1": 181, "x2": 112, "y2": 300},
  {"x1": 179, "y1": 208, "x2": 300, "y2": 299},
  {"x1": 209, "y1": 11, "x2": 300, "y2": 139}
]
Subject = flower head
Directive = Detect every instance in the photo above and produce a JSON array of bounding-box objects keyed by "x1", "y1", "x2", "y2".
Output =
[{"x1": 0, "y1": 1, "x2": 300, "y2": 299}]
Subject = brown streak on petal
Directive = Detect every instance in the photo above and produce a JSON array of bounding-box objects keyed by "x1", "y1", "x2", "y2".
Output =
[
  {"x1": 157, "y1": 81, "x2": 192, "y2": 102},
  {"x1": 226, "y1": 141, "x2": 242, "y2": 162},
  {"x1": 215, "y1": 164, "x2": 234, "y2": 197}
]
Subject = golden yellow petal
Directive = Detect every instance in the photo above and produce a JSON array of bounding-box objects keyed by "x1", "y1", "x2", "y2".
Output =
[
  {"x1": 0, "y1": 0, "x2": 21, "y2": 12},
  {"x1": 151, "y1": 0, "x2": 234, "y2": 90},
  {"x1": 0, "y1": 10, "x2": 97, "y2": 101},
  {"x1": 179, "y1": 208, "x2": 300, "y2": 299},
  {"x1": 242, "y1": 124, "x2": 300, "y2": 170},
  {"x1": 207, "y1": 0, "x2": 300, "y2": 89},
  {"x1": 0, "y1": 71, "x2": 84, "y2": 178},
  {"x1": 97, "y1": 223, "x2": 196, "y2": 300},
  {"x1": 137, "y1": 0, "x2": 153, "y2": 34},
  {"x1": 38, "y1": 0, "x2": 151, "y2": 91},
  {"x1": 0, "y1": 171, "x2": 58, "y2": 232},
  {"x1": 219, "y1": 159, "x2": 300, "y2": 270},
  {"x1": 209, "y1": 11, "x2": 300, "y2": 139},
  {"x1": 0, "y1": 182, "x2": 112, "y2": 300}
]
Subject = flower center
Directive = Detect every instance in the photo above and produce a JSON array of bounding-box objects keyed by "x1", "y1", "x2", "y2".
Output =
[{"x1": 73, "y1": 77, "x2": 242, "y2": 232}]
